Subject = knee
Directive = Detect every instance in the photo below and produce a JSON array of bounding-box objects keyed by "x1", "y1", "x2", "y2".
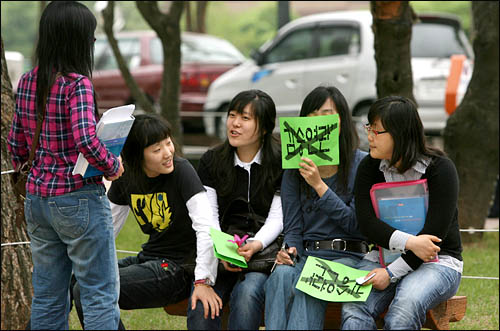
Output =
[
  {"x1": 341, "y1": 302, "x2": 374, "y2": 329},
  {"x1": 232, "y1": 277, "x2": 265, "y2": 305},
  {"x1": 266, "y1": 265, "x2": 296, "y2": 288},
  {"x1": 384, "y1": 298, "x2": 426, "y2": 328}
]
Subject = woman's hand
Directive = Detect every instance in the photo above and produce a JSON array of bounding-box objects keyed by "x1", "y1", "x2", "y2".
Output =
[
  {"x1": 299, "y1": 157, "x2": 328, "y2": 197},
  {"x1": 275, "y1": 246, "x2": 298, "y2": 265},
  {"x1": 221, "y1": 260, "x2": 242, "y2": 272},
  {"x1": 237, "y1": 240, "x2": 263, "y2": 262},
  {"x1": 190, "y1": 285, "x2": 223, "y2": 320},
  {"x1": 406, "y1": 234, "x2": 441, "y2": 262},
  {"x1": 363, "y1": 268, "x2": 391, "y2": 290},
  {"x1": 106, "y1": 156, "x2": 124, "y2": 181}
]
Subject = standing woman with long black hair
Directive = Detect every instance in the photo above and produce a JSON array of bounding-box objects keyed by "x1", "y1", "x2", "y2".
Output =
[{"x1": 7, "y1": 2, "x2": 123, "y2": 329}]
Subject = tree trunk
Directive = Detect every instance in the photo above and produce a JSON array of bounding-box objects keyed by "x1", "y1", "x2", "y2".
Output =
[
  {"x1": 196, "y1": 1, "x2": 208, "y2": 34},
  {"x1": 443, "y1": 2, "x2": 499, "y2": 242},
  {"x1": 136, "y1": 1, "x2": 185, "y2": 149},
  {"x1": 1, "y1": 36, "x2": 33, "y2": 331},
  {"x1": 102, "y1": 1, "x2": 155, "y2": 114},
  {"x1": 185, "y1": 1, "x2": 193, "y2": 32},
  {"x1": 278, "y1": 1, "x2": 290, "y2": 29},
  {"x1": 371, "y1": 1, "x2": 416, "y2": 103}
]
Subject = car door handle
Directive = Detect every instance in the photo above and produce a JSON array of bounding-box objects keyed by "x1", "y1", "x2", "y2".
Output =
[
  {"x1": 336, "y1": 73, "x2": 349, "y2": 84},
  {"x1": 284, "y1": 79, "x2": 298, "y2": 89}
]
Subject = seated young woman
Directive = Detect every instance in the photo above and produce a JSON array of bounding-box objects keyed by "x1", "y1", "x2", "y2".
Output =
[
  {"x1": 71, "y1": 113, "x2": 222, "y2": 329},
  {"x1": 341, "y1": 96, "x2": 463, "y2": 330},
  {"x1": 264, "y1": 85, "x2": 369, "y2": 330},
  {"x1": 187, "y1": 89, "x2": 283, "y2": 330}
]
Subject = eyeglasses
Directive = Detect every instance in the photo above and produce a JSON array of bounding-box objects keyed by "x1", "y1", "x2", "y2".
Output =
[{"x1": 364, "y1": 124, "x2": 388, "y2": 136}]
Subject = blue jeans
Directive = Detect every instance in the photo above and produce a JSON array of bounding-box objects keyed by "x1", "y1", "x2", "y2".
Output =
[
  {"x1": 265, "y1": 253, "x2": 363, "y2": 330},
  {"x1": 187, "y1": 271, "x2": 267, "y2": 330},
  {"x1": 228, "y1": 271, "x2": 268, "y2": 329},
  {"x1": 341, "y1": 259, "x2": 461, "y2": 330},
  {"x1": 26, "y1": 184, "x2": 120, "y2": 330},
  {"x1": 73, "y1": 254, "x2": 191, "y2": 328}
]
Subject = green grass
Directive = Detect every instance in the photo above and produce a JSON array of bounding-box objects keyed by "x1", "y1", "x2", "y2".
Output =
[
  {"x1": 70, "y1": 215, "x2": 499, "y2": 330},
  {"x1": 449, "y1": 231, "x2": 499, "y2": 330}
]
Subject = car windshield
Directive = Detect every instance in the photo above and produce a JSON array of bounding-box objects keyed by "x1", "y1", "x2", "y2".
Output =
[
  {"x1": 150, "y1": 36, "x2": 246, "y2": 64},
  {"x1": 94, "y1": 38, "x2": 141, "y2": 71},
  {"x1": 411, "y1": 22, "x2": 468, "y2": 58}
]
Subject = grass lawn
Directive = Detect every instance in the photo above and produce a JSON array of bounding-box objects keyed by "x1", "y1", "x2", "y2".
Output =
[{"x1": 69, "y1": 214, "x2": 499, "y2": 330}]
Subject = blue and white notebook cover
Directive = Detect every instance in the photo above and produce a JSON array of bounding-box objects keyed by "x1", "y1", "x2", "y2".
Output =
[
  {"x1": 72, "y1": 104, "x2": 135, "y2": 178},
  {"x1": 369, "y1": 179, "x2": 429, "y2": 266},
  {"x1": 378, "y1": 196, "x2": 426, "y2": 235}
]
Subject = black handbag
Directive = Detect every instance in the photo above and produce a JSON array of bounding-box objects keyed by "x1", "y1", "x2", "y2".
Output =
[{"x1": 220, "y1": 197, "x2": 283, "y2": 274}]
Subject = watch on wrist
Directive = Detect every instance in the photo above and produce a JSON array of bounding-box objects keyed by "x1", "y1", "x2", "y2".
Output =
[{"x1": 385, "y1": 267, "x2": 398, "y2": 283}]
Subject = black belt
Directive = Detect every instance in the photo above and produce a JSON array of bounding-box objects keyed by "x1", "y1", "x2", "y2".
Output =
[{"x1": 304, "y1": 239, "x2": 370, "y2": 254}]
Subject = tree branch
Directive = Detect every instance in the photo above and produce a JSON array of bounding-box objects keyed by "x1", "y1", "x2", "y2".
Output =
[{"x1": 102, "y1": 1, "x2": 155, "y2": 113}]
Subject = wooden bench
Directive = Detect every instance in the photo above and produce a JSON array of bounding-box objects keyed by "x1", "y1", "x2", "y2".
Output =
[{"x1": 164, "y1": 295, "x2": 466, "y2": 330}]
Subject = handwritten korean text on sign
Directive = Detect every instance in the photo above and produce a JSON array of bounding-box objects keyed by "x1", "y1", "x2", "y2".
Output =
[
  {"x1": 295, "y1": 256, "x2": 372, "y2": 302},
  {"x1": 279, "y1": 115, "x2": 339, "y2": 169}
]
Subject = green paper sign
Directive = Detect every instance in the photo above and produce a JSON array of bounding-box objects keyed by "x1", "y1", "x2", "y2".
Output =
[
  {"x1": 295, "y1": 256, "x2": 372, "y2": 302},
  {"x1": 279, "y1": 115, "x2": 340, "y2": 169},
  {"x1": 209, "y1": 228, "x2": 248, "y2": 268}
]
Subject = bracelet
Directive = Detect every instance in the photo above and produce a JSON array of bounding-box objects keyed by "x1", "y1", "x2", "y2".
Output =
[{"x1": 194, "y1": 278, "x2": 211, "y2": 287}]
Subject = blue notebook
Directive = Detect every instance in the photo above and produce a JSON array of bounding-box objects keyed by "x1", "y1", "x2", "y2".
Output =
[
  {"x1": 370, "y1": 180, "x2": 429, "y2": 266},
  {"x1": 72, "y1": 104, "x2": 135, "y2": 178}
]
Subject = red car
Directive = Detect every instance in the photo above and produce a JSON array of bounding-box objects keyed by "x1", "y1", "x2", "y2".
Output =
[{"x1": 92, "y1": 30, "x2": 246, "y2": 131}]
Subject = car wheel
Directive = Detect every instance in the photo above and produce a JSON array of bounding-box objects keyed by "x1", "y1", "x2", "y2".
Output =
[{"x1": 354, "y1": 106, "x2": 370, "y2": 152}]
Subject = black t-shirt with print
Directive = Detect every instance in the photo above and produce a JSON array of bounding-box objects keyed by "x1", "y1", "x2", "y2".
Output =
[{"x1": 108, "y1": 157, "x2": 205, "y2": 264}]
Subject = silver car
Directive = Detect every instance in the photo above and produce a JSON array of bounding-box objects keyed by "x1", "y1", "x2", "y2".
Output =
[{"x1": 203, "y1": 10, "x2": 473, "y2": 149}]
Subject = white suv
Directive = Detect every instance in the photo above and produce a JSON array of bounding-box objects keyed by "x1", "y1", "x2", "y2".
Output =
[{"x1": 203, "y1": 10, "x2": 473, "y2": 146}]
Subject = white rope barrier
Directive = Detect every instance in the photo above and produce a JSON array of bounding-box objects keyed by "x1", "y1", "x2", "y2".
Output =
[{"x1": 1, "y1": 241, "x2": 499, "y2": 280}]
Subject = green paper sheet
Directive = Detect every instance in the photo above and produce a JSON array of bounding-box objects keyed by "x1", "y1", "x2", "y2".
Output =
[
  {"x1": 295, "y1": 256, "x2": 372, "y2": 302},
  {"x1": 209, "y1": 228, "x2": 248, "y2": 268},
  {"x1": 279, "y1": 115, "x2": 340, "y2": 169}
]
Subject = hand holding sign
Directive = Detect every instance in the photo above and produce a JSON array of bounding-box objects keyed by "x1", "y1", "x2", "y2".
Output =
[
  {"x1": 279, "y1": 115, "x2": 340, "y2": 169},
  {"x1": 298, "y1": 157, "x2": 324, "y2": 191},
  {"x1": 295, "y1": 256, "x2": 373, "y2": 302},
  {"x1": 210, "y1": 228, "x2": 248, "y2": 268}
]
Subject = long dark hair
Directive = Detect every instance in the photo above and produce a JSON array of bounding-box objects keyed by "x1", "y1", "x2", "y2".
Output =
[
  {"x1": 368, "y1": 95, "x2": 444, "y2": 173},
  {"x1": 122, "y1": 114, "x2": 174, "y2": 190},
  {"x1": 299, "y1": 85, "x2": 359, "y2": 194},
  {"x1": 35, "y1": 1, "x2": 97, "y2": 117},
  {"x1": 212, "y1": 89, "x2": 281, "y2": 198}
]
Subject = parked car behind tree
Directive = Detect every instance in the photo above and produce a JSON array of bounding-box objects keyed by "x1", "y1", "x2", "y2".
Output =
[{"x1": 92, "y1": 30, "x2": 246, "y2": 132}]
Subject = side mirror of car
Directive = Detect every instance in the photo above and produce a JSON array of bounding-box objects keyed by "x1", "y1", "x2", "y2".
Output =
[{"x1": 250, "y1": 49, "x2": 264, "y2": 66}]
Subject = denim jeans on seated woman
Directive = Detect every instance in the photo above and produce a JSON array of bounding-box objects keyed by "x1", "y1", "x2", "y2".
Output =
[
  {"x1": 265, "y1": 253, "x2": 363, "y2": 330},
  {"x1": 73, "y1": 253, "x2": 191, "y2": 329},
  {"x1": 26, "y1": 184, "x2": 120, "y2": 330},
  {"x1": 187, "y1": 270, "x2": 268, "y2": 330},
  {"x1": 228, "y1": 271, "x2": 269, "y2": 329},
  {"x1": 341, "y1": 259, "x2": 461, "y2": 330}
]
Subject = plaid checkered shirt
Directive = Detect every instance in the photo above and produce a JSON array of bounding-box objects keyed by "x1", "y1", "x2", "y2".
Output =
[{"x1": 7, "y1": 67, "x2": 119, "y2": 197}]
